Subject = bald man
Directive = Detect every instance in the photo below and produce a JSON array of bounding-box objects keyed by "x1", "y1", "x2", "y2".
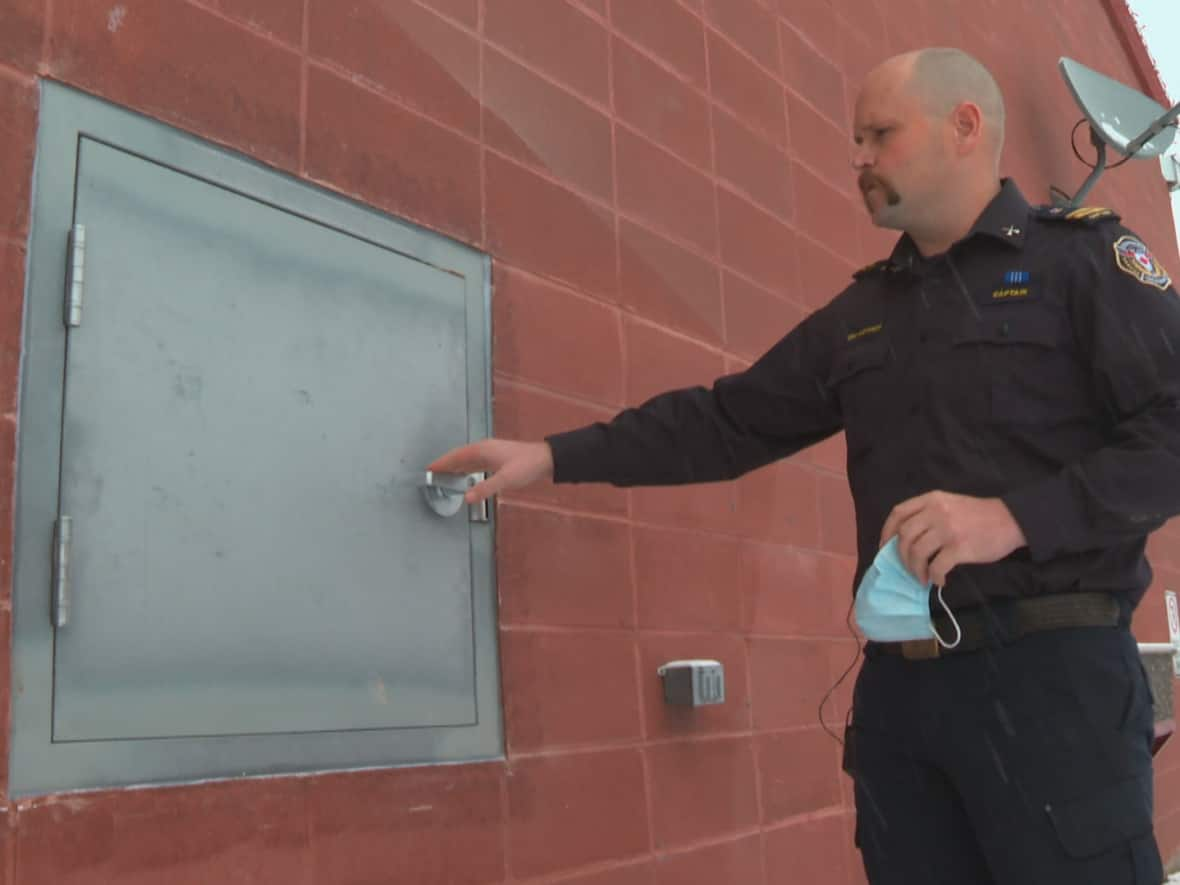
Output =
[{"x1": 431, "y1": 49, "x2": 1178, "y2": 883}]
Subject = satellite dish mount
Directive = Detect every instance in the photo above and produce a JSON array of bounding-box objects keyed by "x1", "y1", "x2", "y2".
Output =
[{"x1": 1052, "y1": 57, "x2": 1179, "y2": 208}]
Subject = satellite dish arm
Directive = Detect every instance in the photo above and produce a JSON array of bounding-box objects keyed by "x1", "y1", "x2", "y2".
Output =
[
  {"x1": 1068, "y1": 128, "x2": 1109, "y2": 208},
  {"x1": 1126, "y1": 102, "x2": 1180, "y2": 158}
]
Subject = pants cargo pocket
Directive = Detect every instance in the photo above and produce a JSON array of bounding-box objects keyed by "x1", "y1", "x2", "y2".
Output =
[{"x1": 1044, "y1": 775, "x2": 1161, "y2": 882}]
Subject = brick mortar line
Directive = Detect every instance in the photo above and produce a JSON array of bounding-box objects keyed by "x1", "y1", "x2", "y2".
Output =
[
  {"x1": 180, "y1": 0, "x2": 303, "y2": 53},
  {"x1": 499, "y1": 623, "x2": 859, "y2": 647},
  {"x1": 40, "y1": 0, "x2": 54, "y2": 73},
  {"x1": 298, "y1": 0, "x2": 309, "y2": 176},
  {"x1": 0, "y1": 64, "x2": 36, "y2": 87}
]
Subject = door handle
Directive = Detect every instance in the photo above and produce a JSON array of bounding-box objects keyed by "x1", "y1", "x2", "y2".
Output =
[{"x1": 420, "y1": 471, "x2": 488, "y2": 522}]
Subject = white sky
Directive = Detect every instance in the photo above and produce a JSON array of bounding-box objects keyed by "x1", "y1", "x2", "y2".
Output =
[{"x1": 1125, "y1": 0, "x2": 1180, "y2": 251}]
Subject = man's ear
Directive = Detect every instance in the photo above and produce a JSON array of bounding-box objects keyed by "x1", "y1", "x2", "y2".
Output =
[{"x1": 951, "y1": 102, "x2": 984, "y2": 153}]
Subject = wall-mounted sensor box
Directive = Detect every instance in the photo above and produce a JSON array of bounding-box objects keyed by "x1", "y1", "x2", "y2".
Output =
[{"x1": 657, "y1": 660, "x2": 725, "y2": 706}]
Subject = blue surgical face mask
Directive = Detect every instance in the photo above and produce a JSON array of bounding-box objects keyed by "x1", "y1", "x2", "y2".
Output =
[{"x1": 854, "y1": 537, "x2": 962, "y2": 648}]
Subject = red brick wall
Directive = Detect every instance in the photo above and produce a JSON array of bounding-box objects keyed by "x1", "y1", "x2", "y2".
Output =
[{"x1": 1, "y1": 1, "x2": 1179, "y2": 882}]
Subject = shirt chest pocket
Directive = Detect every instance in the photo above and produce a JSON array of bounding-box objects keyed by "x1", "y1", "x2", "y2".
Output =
[
  {"x1": 949, "y1": 307, "x2": 1092, "y2": 427},
  {"x1": 826, "y1": 336, "x2": 895, "y2": 460}
]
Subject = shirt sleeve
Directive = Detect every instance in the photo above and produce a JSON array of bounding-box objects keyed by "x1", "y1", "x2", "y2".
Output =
[
  {"x1": 546, "y1": 308, "x2": 843, "y2": 487},
  {"x1": 1002, "y1": 223, "x2": 1180, "y2": 561}
]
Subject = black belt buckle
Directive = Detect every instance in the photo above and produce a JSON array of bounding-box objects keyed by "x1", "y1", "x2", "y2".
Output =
[{"x1": 900, "y1": 638, "x2": 940, "y2": 660}]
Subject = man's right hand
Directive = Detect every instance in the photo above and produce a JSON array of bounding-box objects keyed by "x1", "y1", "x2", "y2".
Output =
[{"x1": 428, "y1": 439, "x2": 555, "y2": 505}]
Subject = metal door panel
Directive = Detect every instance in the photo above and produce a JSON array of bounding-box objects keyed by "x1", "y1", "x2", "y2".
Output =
[{"x1": 53, "y1": 138, "x2": 476, "y2": 740}]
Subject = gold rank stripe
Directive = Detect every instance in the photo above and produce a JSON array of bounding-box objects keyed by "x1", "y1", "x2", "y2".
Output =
[{"x1": 1065, "y1": 207, "x2": 1113, "y2": 221}]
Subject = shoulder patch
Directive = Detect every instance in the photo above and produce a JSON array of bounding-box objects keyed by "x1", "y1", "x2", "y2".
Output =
[
  {"x1": 1033, "y1": 204, "x2": 1122, "y2": 225},
  {"x1": 1113, "y1": 235, "x2": 1172, "y2": 290},
  {"x1": 853, "y1": 259, "x2": 891, "y2": 280}
]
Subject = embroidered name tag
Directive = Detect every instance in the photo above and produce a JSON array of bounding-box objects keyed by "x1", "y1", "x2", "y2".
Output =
[{"x1": 991, "y1": 287, "x2": 1031, "y2": 301}]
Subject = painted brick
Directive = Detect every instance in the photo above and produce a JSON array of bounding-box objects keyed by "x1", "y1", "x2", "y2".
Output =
[
  {"x1": 493, "y1": 267, "x2": 623, "y2": 404},
  {"x1": 717, "y1": 189, "x2": 797, "y2": 294},
  {"x1": 308, "y1": 765, "x2": 503, "y2": 885},
  {"x1": 306, "y1": 67, "x2": 480, "y2": 243},
  {"x1": 617, "y1": 128, "x2": 717, "y2": 254},
  {"x1": 561, "y1": 863, "x2": 656, "y2": 885},
  {"x1": 485, "y1": 0, "x2": 609, "y2": 105},
  {"x1": 836, "y1": 20, "x2": 876, "y2": 130},
  {"x1": 792, "y1": 162, "x2": 861, "y2": 264},
  {"x1": 624, "y1": 316, "x2": 725, "y2": 406},
  {"x1": 639, "y1": 633, "x2": 750, "y2": 739},
  {"x1": 702, "y1": 0, "x2": 778, "y2": 72},
  {"x1": 788, "y1": 91, "x2": 855, "y2": 198},
  {"x1": 502, "y1": 630, "x2": 641, "y2": 751},
  {"x1": 507, "y1": 749, "x2": 650, "y2": 878},
  {"x1": 632, "y1": 482, "x2": 739, "y2": 535},
  {"x1": 831, "y1": 0, "x2": 888, "y2": 48},
  {"x1": 613, "y1": 37, "x2": 711, "y2": 171},
  {"x1": 722, "y1": 271, "x2": 804, "y2": 362},
  {"x1": 17, "y1": 780, "x2": 313, "y2": 885},
  {"x1": 797, "y1": 235, "x2": 857, "y2": 311},
  {"x1": 749, "y1": 638, "x2": 837, "y2": 729},
  {"x1": 51, "y1": 0, "x2": 301, "y2": 170},
  {"x1": 610, "y1": 0, "x2": 707, "y2": 88},
  {"x1": 619, "y1": 220, "x2": 723, "y2": 345},
  {"x1": 0, "y1": 0, "x2": 44, "y2": 71},
  {"x1": 0, "y1": 81, "x2": 35, "y2": 240},
  {"x1": 741, "y1": 543, "x2": 849, "y2": 638},
  {"x1": 418, "y1": 0, "x2": 479, "y2": 29},
  {"x1": 757, "y1": 728, "x2": 842, "y2": 823},
  {"x1": 714, "y1": 107, "x2": 793, "y2": 222},
  {"x1": 824, "y1": 640, "x2": 863, "y2": 728},
  {"x1": 707, "y1": 31, "x2": 786, "y2": 147},
  {"x1": 779, "y1": 21, "x2": 846, "y2": 128},
  {"x1": 763, "y1": 815, "x2": 850, "y2": 885},
  {"x1": 819, "y1": 471, "x2": 857, "y2": 556},
  {"x1": 733, "y1": 458, "x2": 821, "y2": 549},
  {"x1": 776, "y1": 0, "x2": 841, "y2": 63},
  {"x1": 807, "y1": 431, "x2": 847, "y2": 474},
  {"x1": 498, "y1": 503, "x2": 634, "y2": 629},
  {"x1": 647, "y1": 737, "x2": 759, "y2": 848},
  {"x1": 492, "y1": 381, "x2": 629, "y2": 518},
  {"x1": 484, "y1": 47, "x2": 613, "y2": 201},
  {"x1": 219, "y1": 0, "x2": 303, "y2": 44},
  {"x1": 309, "y1": 0, "x2": 480, "y2": 137},
  {"x1": 654, "y1": 833, "x2": 765, "y2": 885},
  {"x1": 634, "y1": 525, "x2": 744, "y2": 631},
  {"x1": 487, "y1": 152, "x2": 617, "y2": 298}
]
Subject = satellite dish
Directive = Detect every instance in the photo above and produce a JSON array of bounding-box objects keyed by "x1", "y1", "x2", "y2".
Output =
[{"x1": 1052, "y1": 57, "x2": 1180, "y2": 207}]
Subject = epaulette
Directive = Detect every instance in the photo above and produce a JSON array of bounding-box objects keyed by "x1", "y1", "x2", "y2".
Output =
[
  {"x1": 852, "y1": 259, "x2": 892, "y2": 280},
  {"x1": 1033, "y1": 205, "x2": 1122, "y2": 224}
]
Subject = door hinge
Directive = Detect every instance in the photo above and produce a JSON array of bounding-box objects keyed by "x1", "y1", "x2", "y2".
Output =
[
  {"x1": 64, "y1": 224, "x2": 85, "y2": 328},
  {"x1": 52, "y1": 515, "x2": 72, "y2": 629}
]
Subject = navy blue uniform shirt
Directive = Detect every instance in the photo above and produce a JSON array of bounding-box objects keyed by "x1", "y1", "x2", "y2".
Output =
[{"x1": 546, "y1": 179, "x2": 1180, "y2": 611}]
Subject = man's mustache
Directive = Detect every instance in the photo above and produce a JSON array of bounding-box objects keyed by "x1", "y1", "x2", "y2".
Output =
[{"x1": 859, "y1": 173, "x2": 900, "y2": 205}]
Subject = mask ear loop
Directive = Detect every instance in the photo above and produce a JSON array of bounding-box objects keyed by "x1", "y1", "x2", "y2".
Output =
[{"x1": 932, "y1": 585, "x2": 962, "y2": 649}]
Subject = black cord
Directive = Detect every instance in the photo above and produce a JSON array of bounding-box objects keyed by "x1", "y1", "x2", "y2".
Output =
[
  {"x1": 1069, "y1": 117, "x2": 1177, "y2": 172},
  {"x1": 818, "y1": 593, "x2": 863, "y2": 746}
]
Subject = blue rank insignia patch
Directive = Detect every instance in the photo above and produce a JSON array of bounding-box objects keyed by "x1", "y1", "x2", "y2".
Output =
[
  {"x1": 1113, "y1": 235, "x2": 1172, "y2": 290},
  {"x1": 1003, "y1": 270, "x2": 1030, "y2": 285}
]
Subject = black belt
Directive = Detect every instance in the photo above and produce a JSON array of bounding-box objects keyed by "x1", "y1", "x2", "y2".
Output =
[{"x1": 869, "y1": 592, "x2": 1123, "y2": 660}]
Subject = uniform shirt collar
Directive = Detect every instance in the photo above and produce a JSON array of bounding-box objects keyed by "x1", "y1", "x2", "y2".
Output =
[{"x1": 887, "y1": 178, "x2": 1031, "y2": 270}]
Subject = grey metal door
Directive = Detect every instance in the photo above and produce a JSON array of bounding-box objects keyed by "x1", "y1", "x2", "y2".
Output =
[{"x1": 53, "y1": 138, "x2": 477, "y2": 740}]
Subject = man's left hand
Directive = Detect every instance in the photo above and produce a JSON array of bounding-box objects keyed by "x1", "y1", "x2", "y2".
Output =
[{"x1": 879, "y1": 491, "x2": 1028, "y2": 586}]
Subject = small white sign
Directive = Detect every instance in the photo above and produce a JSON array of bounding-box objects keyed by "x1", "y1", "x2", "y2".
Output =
[{"x1": 1167, "y1": 591, "x2": 1180, "y2": 676}]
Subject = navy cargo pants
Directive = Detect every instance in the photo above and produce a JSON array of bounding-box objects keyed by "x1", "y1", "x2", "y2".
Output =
[{"x1": 846, "y1": 624, "x2": 1164, "y2": 884}]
